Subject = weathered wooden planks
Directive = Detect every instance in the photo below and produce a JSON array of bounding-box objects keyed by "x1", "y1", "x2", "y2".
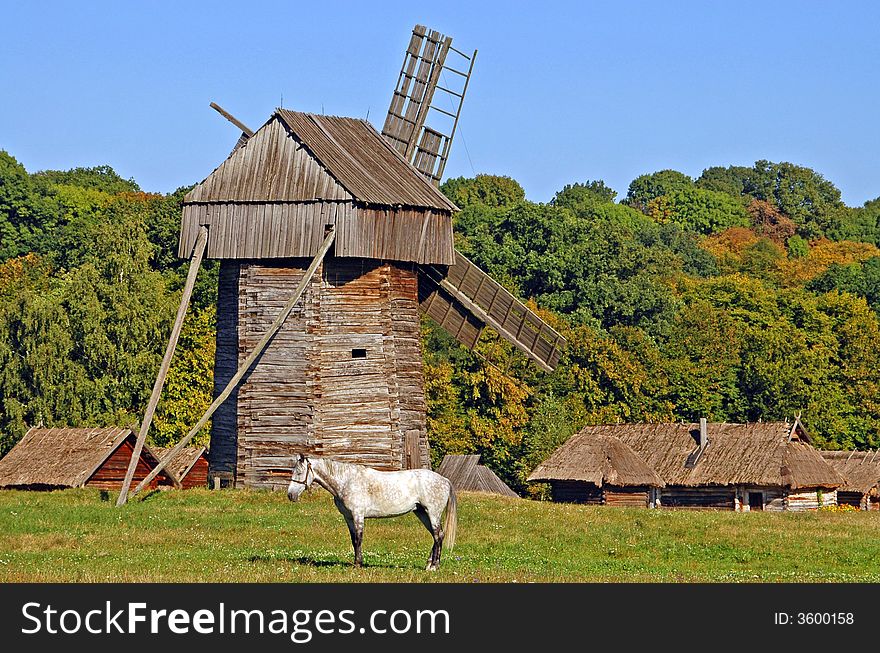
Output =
[{"x1": 209, "y1": 257, "x2": 429, "y2": 489}]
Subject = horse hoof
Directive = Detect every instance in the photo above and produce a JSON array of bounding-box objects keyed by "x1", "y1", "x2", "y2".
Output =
[{"x1": 425, "y1": 564, "x2": 438, "y2": 572}]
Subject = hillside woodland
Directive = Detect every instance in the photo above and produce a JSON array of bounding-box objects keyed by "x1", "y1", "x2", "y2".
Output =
[{"x1": 2, "y1": 150, "x2": 880, "y2": 493}]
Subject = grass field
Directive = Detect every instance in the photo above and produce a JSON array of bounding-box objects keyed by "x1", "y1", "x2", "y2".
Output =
[{"x1": 1, "y1": 487, "x2": 879, "y2": 582}]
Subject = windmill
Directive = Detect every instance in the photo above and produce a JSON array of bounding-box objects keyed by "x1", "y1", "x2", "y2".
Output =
[{"x1": 117, "y1": 25, "x2": 565, "y2": 503}]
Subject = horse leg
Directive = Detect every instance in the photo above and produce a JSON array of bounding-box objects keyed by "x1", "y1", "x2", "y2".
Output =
[
  {"x1": 415, "y1": 505, "x2": 443, "y2": 571},
  {"x1": 352, "y1": 515, "x2": 365, "y2": 567},
  {"x1": 335, "y1": 498, "x2": 363, "y2": 568}
]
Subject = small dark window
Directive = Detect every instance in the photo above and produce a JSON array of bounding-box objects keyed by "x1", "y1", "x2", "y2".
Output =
[
  {"x1": 748, "y1": 492, "x2": 763, "y2": 511},
  {"x1": 351, "y1": 348, "x2": 367, "y2": 359}
]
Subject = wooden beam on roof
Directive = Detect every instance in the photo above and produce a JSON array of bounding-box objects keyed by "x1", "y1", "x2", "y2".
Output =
[
  {"x1": 116, "y1": 227, "x2": 208, "y2": 506},
  {"x1": 128, "y1": 228, "x2": 337, "y2": 499},
  {"x1": 210, "y1": 102, "x2": 255, "y2": 138}
]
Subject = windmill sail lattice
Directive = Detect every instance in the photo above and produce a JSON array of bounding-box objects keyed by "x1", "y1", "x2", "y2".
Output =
[
  {"x1": 419, "y1": 252, "x2": 565, "y2": 372},
  {"x1": 382, "y1": 24, "x2": 476, "y2": 185},
  {"x1": 378, "y1": 25, "x2": 565, "y2": 371}
]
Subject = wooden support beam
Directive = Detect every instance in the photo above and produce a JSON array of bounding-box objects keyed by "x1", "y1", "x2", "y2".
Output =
[
  {"x1": 116, "y1": 226, "x2": 209, "y2": 506},
  {"x1": 128, "y1": 228, "x2": 337, "y2": 499},
  {"x1": 210, "y1": 102, "x2": 255, "y2": 138}
]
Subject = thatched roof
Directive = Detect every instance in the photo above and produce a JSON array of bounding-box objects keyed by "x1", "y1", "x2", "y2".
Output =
[
  {"x1": 527, "y1": 434, "x2": 664, "y2": 488},
  {"x1": 821, "y1": 451, "x2": 880, "y2": 494},
  {"x1": 437, "y1": 455, "x2": 518, "y2": 498},
  {"x1": 0, "y1": 427, "x2": 174, "y2": 489},
  {"x1": 599, "y1": 420, "x2": 843, "y2": 489},
  {"x1": 154, "y1": 446, "x2": 207, "y2": 481}
]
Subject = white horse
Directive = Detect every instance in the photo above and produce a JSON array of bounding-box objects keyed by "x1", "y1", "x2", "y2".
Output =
[{"x1": 287, "y1": 455, "x2": 457, "y2": 570}]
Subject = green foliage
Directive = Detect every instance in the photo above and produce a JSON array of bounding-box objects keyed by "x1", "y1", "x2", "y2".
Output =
[
  {"x1": 696, "y1": 160, "x2": 844, "y2": 239},
  {"x1": 647, "y1": 187, "x2": 750, "y2": 235},
  {"x1": 152, "y1": 306, "x2": 216, "y2": 447},
  {"x1": 33, "y1": 165, "x2": 140, "y2": 195},
  {"x1": 808, "y1": 257, "x2": 880, "y2": 314},
  {"x1": 439, "y1": 174, "x2": 525, "y2": 209},
  {"x1": 552, "y1": 180, "x2": 618, "y2": 207},
  {"x1": 787, "y1": 235, "x2": 810, "y2": 258},
  {"x1": 625, "y1": 169, "x2": 693, "y2": 211},
  {"x1": 830, "y1": 197, "x2": 880, "y2": 244},
  {"x1": 0, "y1": 155, "x2": 212, "y2": 456},
  {"x1": 3, "y1": 149, "x2": 880, "y2": 488}
]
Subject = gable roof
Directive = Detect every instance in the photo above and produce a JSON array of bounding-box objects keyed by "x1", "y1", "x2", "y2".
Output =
[
  {"x1": 154, "y1": 445, "x2": 207, "y2": 481},
  {"x1": 185, "y1": 110, "x2": 457, "y2": 212},
  {"x1": 437, "y1": 454, "x2": 518, "y2": 498},
  {"x1": 596, "y1": 421, "x2": 843, "y2": 489},
  {"x1": 821, "y1": 451, "x2": 880, "y2": 494},
  {"x1": 0, "y1": 427, "x2": 176, "y2": 489},
  {"x1": 527, "y1": 434, "x2": 664, "y2": 487}
]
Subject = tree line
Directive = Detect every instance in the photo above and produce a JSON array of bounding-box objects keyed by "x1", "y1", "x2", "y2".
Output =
[{"x1": 1, "y1": 150, "x2": 879, "y2": 493}]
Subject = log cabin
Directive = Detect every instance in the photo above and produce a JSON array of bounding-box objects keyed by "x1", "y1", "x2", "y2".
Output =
[
  {"x1": 526, "y1": 434, "x2": 664, "y2": 507},
  {"x1": 531, "y1": 419, "x2": 843, "y2": 511},
  {"x1": 821, "y1": 451, "x2": 880, "y2": 510},
  {"x1": 437, "y1": 454, "x2": 518, "y2": 498},
  {"x1": 0, "y1": 427, "x2": 177, "y2": 491}
]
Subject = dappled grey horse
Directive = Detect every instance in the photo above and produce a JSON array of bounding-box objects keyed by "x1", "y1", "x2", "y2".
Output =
[{"x1": 287, "y1": 455, "x2": 457, "y2": 570}]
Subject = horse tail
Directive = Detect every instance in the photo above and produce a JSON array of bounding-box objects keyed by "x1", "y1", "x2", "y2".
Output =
[{"x1": 443, "y1": 482, "x2": 457, "y2": 552}]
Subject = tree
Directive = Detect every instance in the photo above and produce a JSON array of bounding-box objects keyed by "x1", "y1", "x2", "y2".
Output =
[
  {"x1": 33, "y1": 165, "x2": 140, "y2": 195},
  {"x1": 748, "y1": 198, "x2": 796, "y2": 243},
  {"x1": 697, "y1": 161, "x2": 844, "y2": 239},
  {"x1": 647, "y1": 187, "x2": 750, "y2": 235},
  {"x1": 696, "y1": 165, "x2": 754, "y2": 197},
  {"x1": 440, "y1": 174, "x2": 525, "y2": 209},
  {"x1": 830, "y1": 197, "x2": 880, "y2": 244},
  {"x1": 552, "y1": 180, "x2": 617, "y2": 207},
  {"x1": 625, "y1": 169, "x2": 693, "y2": 212}
]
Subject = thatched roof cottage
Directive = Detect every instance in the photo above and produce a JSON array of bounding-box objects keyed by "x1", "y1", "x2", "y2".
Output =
[
  {"x1": 821, "y1": 451, "x2": 880, "y2": 510},
  {"x1": 530, "y1": 419, "x2": 842, "y2": 511},
  {"x1": 0, "y1": 427, "x2": 177, "y2": 491},
  {"x1": 527, "y1": 434, "x2": 663, "y2": 507}
]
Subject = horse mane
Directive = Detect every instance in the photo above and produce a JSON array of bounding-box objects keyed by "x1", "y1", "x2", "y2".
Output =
[{"x1": 311, "y1": 456, "x2": 355, "y2": 478}]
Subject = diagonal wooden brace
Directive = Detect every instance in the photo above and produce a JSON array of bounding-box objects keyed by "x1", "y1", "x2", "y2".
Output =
[
  {"x1": 116, "y1": 226, "x2": 209, "y2": 506},
  {"x1": 127, "y1": 228, "x2": 336, "y2": 499}
]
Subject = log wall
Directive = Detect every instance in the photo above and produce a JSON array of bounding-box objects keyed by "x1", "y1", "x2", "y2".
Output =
[
  {"x1": 209, "y1": 257, "x2": 428, "y2": 490},
  {"x1": 180, "y1": 455, "x2": 209, "y2": 489},
  {"x1": 604, "y1": 487, "x2": 650, "y2": 507},
  {"x1": 785, "y1": 488, "x2": 837, "y2": 511},
  {"x1": 659, "y1": 486, "x2": 736, "y2": 510},
  {"x1": 550, "y1": 481, "x2": 604, "y2": 504},
  {"x1": 549, "y1": 481, "x2": 650, "y2": 507},
  {"x1": 86, "y1": 440, "x2": 173, "y2": 491}
]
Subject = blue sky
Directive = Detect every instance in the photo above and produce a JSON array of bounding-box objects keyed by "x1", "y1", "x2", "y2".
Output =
[{"x1": 2, "y1": 1, "x2": 878, "y2": 206}]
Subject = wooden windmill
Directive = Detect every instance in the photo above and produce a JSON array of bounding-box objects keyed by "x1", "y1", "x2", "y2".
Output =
[{"x1": 117, "y1": 25, "x2": 565, "y2": 503}]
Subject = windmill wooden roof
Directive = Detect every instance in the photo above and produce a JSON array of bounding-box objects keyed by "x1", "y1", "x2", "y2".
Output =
[
  {"x1": 179, "y1": 110, "x2": 457, "y2": 264},
  {"x1": 185, "y1": 110, "x2": 457, "y2": 211},
  {"x1": 527, "y1": 434, "x2": 664, "y2": 487},
  {"x1": 0, "y1": 427, "x2": 176, "y2": 489},
  {"x1": 586, "y1": 421, "x2": 843, "y2": 489},
  {"x1": 437, "y1": 454, "x2": 518, "y2": 497},
  {"x1": 821, "y1": 451, "x2": 880, "y2": 494},
  {"x1": 154, "y1": 445, "x2": 207, "y2": 482}
]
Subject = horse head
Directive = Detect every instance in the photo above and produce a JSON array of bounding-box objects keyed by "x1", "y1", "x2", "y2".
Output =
[{"x1": 287, "y1": 454, "x2": 314, "y2": 502}]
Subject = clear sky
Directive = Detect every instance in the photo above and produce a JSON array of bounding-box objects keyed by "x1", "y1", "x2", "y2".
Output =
[{"x1": 2, "y1": 0, "x2": 878, "y2": 206}]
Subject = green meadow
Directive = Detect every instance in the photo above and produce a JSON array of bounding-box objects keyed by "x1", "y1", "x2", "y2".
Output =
[{"x1": 1, "y1": 488, "x2": 879, "y2": 583}]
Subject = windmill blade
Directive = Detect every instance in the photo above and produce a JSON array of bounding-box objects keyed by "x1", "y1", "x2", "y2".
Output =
[
  {"x1": 382, "y1": 25, "x2": 476, "y2": 185},
  {"x1": 419, "y1": 251, "x2": 566, "y2": 371}
]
